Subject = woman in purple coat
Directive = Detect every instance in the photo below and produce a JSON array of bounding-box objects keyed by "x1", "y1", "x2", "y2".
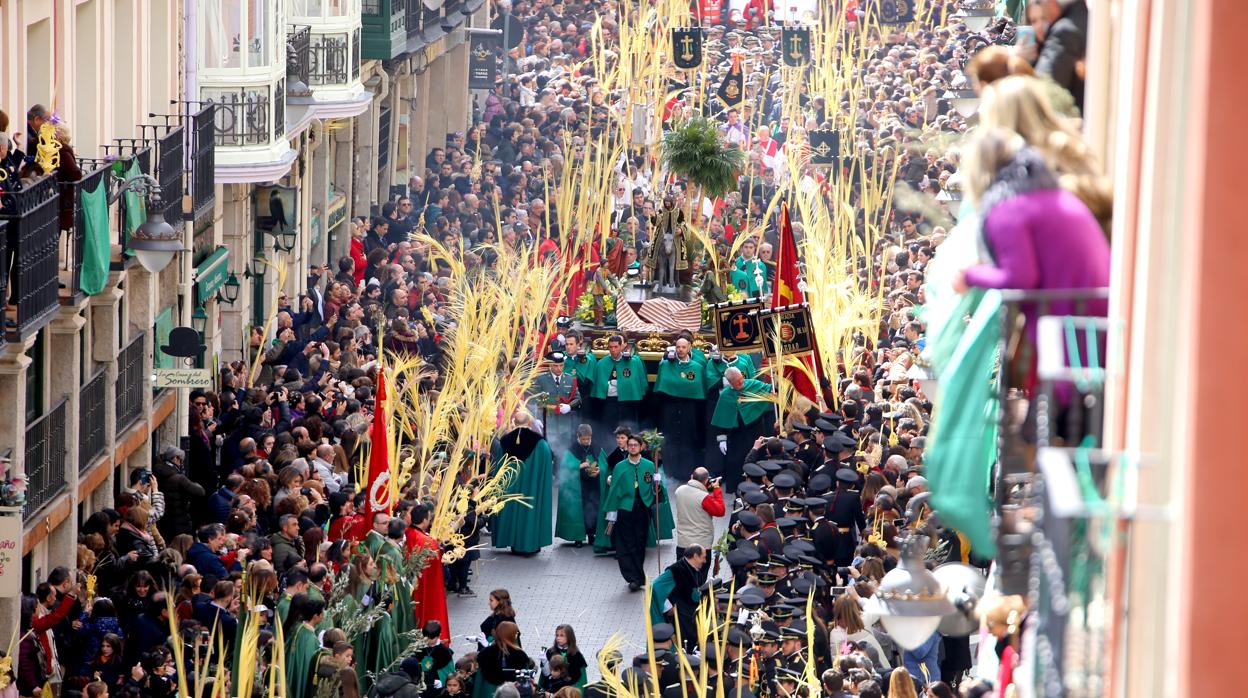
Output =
[
  {"x1": 953, "y1": 128, "x2": 1110, "y2": 418},
  {"x1": 953, "y1": 127, "x2": 1110, "y2": 321}
]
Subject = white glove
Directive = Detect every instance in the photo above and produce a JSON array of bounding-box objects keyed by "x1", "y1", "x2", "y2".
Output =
[
  {"x1": 719, "y1": 441, "x2": 729, "y2": 455},
  {"x1": 722, "y1": 377, "x2": 731, "y2": 388},
  {"x1": 558, "y1": 404, "x2": 571, "y2": 415}
]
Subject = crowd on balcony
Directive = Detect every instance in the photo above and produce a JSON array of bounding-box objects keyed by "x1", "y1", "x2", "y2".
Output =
[{"x1": 12, "y1": 2, "x2": 1109, "y2": 698}]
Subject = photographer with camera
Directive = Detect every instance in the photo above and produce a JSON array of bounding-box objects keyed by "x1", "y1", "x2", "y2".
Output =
[{"x1": 473, "y1": 621, "x2": 534, "y2": 698}]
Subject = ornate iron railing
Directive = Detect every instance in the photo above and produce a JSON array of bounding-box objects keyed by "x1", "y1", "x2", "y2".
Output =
[
  {"x1": 0, "y1": 176, "x2": 62, "y2": 342},
  {"x1": 288, "y1": 24, "x2": 312, "y2": 91},
  {"x1": 274, "y1": 79, "x2": 287, "y2": 141},
  {"x1": 310, "y1": 32, "x2": 351, "y2": 86},
  {"x1": 188, "y1": 105, "x2": 216, "y2": 221},
  {"x1": 353, "y1": 28, "x2": 362, "y2": 79},
  {"x1": 24, "y1": 398, "x2": 68, "y2": 523},
  {"x1": 79, "y1": 367, "x2": 109, "y2": 471},
  {"x1": 58, "y1": 165, "x2": 111, "y2": 299},
  {"x1": 407, "y1": 0, "x2": 425, "y2": 41},
  {"x1": 204, "y1": 88, "x2": 273, "y2": 147},
  {"x1": 156, "y1": 125, "x2": 186, "y2": 226},
  {"x1": 116, "y1": 331, "x2": 146, "y2": 433}
]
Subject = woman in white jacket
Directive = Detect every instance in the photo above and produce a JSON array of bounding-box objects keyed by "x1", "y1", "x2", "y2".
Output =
[{"x1": 829, "y1": 593, "x2": 893, "y2": 671}]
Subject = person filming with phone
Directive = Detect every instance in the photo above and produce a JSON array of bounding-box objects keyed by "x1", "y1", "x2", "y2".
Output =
[{"x1": 673, "y1": 467, "x2": 725, "y2": 584}]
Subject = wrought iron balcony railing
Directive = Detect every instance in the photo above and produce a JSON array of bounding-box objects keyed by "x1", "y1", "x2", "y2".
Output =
[
  {"x1": 116, "y1": 331, "x2": 146, "y2": 434},
  {"x1": 0, "y1": 176, "x2": 62, "y2": 342},
  {"x1": 188, "y1": 105, "x2": 217, "y2": 222},
  {"x1": 79, "y1": 366, "x2": 109, "y2": 471},
  {"x1": 24, "y1": 398, "x2": 68, "y2": 523},
  {"x1": 288, "y1": 24, "x2": 312, "y2": 95},
  {"x1": 155, "y1": 125, "x2": 186, "y2": 227},
  {"x1": 310, "y1": 32, "x2": 351, "y2": 86}
]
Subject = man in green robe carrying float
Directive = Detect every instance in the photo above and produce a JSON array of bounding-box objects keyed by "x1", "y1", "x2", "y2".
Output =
[
  {"x1": 711, "y1": 366, "x2": 775, "y2": 493},
  {"x1": 590, "y1": 335, "x2": 647, "y2": 433},
  {"x1": 492, "y1": 411, "x2": 554, "y2": 554}
]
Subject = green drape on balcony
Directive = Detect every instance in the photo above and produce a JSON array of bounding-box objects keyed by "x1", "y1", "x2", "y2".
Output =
[
  {"x1": 123, "y1": 159, "x2": 146, "y2": 241},
  {"x1": 78, "y1": 177, "x2": 111, "y2": 295},
  {"x1": 926, "y1": 288, "x2": 1002, "y2": 557}
]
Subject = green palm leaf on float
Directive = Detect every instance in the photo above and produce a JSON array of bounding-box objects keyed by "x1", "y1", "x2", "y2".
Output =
[{"x1": 661, "y1": 116, "x2": 745, "y2": 200}]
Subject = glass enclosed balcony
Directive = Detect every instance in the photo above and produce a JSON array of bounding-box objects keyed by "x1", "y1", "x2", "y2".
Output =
[
  {"x1": 361, "y1": 0, "x2": 407, "y2": 60},
  {"x1": 197, "y1": 0, "x2": 297, "y2": 183},
  {"x1": 289, "y1": 0, "x2": 371, "y2": 116}
]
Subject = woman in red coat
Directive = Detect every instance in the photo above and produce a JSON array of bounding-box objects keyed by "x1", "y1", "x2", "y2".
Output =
[{"x1": 350, "y1": 217, "x2": 368, "y2": 287}]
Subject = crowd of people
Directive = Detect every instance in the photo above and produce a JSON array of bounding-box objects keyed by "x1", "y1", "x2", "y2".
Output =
[{"x1": 10, "y1": 1, "x2": 1109, "y2": 697}]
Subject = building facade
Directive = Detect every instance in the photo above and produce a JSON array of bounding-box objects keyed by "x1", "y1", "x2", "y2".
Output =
[{"x1": 0, "y1": 0, "x2": 483, "y2": 641}]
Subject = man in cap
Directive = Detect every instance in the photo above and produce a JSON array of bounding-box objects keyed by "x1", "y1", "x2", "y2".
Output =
[
  {"x1": 825, "y1": 470, "x2": 866, "y2": 567},
  {"x1": 154, "y1": 445, "x2": 204, "y2": 539},
  {"x1": 532, "y1": 347, "x2": 581, "y2": 449}
]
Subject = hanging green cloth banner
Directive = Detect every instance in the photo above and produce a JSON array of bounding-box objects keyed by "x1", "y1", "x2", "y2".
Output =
[
  {"x1": 78, "y1": 177, "x2": 111, "y2": 295},
  {"x1": 123, "y1": 159, "x2": 146, "y2": 241},
  {"x1": 925, "y1": 288, "x2": 1003, "y2": 557}
]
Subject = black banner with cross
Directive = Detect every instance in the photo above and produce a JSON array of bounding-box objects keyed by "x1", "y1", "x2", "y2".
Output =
[
  {"x1": 713, "y1": 299, "x2": 764, "y2": 354},
  {"x1": 671, "y1": 27, "x2": 704, "y2": 70},
  {"x1": 754, "y1": 304, "x2": 816, "y2": 359},
  {"x1": 807, "y1": 129, "x2": 840, "y2": 168},
  {"x1": 781, "y1": 27, "x2": 812, "y2": 67}
]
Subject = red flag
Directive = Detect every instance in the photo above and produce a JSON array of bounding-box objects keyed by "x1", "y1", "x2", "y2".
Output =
[
  {"x1": 365, "y1": 367, "x2": 393, "y2": 518},
  {"x1": 772, "y1": 203, "x2": 821, "y2": 405}
]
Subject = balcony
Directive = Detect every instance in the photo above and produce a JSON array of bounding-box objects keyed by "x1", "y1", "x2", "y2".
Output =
[
  {"x1": 0, "y1": 176, "x2": 62, "y2": 342},
  {"x1": 116, "y1": 331, "x2": 147, "y2": 434},
  {"x1": 290, "y1": 0, "x2": 371, "y2": 117},
  {"x1": 197, "y1": 0, "x2": 296, "y2": 183},
  {"x1": 24, "y1": 398, "x2": 68, "y2": 524},
  {"x1": 79, "y1": 367, "x2": 109, "y2": 471},
  {"x1": 362, "y1": 0, "x2": 407, "y2": 60},
  {"x1": 188, "y1": 105, "x2": 218, "y2": 224}
]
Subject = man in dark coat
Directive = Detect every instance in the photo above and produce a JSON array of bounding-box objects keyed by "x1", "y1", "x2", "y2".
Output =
[
  {"x1": 664, "y1": 547, "x2": 707, "y2": 653},
  {"x1": 1036, "y1": 0, "x2": 1089, "y2": 109},
  {"x1": 824, "y1": 470, "x2": 867, "y2": 567},
  {"x1": 153, "y1": 446, "x2": 204, "y2": 539}
]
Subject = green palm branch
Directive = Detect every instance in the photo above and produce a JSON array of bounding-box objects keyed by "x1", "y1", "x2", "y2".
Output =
[{"x1": 661, "y1": 117, "x2": 745, "y2": 200}]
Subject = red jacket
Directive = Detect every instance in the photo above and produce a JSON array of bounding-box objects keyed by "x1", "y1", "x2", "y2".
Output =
[
  {"x1": 31, "y1": 594, "x2": 75, "y2": 674},
  {"x1": 701, "y1": 487, "x2": 726, "y2": 516},
  {"x1": 351, "y1": 237, "x2": 367, "y2": 286}
]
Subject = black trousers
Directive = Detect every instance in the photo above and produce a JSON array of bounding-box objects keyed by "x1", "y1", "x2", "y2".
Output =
[
  {"x1": 599, "y1": 396, "x2": 639, "y2": 434},
  {"x1": 613, "y1": 492, "x2": 651, "y2": 585}
]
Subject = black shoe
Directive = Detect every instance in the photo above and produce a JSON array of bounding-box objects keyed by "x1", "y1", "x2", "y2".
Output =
[
  {"x1": 458, "y1": 586, "x2": 476, "y2": 597},
  {"x1": 573, "y1": 541, "x2": 584, "y2": 549},
  {"x1": 627, "y1": 582, "x2": 642, "y2": 592}
]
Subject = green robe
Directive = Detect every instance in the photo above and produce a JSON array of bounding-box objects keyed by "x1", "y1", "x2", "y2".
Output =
[
  {"x1": 704, "y1": 354, "x2": 757, "y2": 391},
  {"x1": 653, "y1": 359, "x2": 707, "y2": 399},
  {"x1": 564, "y1": 352, "x2": 597, "y2": 393},
  {"x1": 733, "y1": 256, "x2": 770, "y2": 296},
  {"x1": 593, "y1": 450, "x2": 672, "y2": 550},
  {"x1": 710, "y1": 378, "x2": 774, "y2": 429},
  {"x1": 604, "y1": 457, "x2": 664, "y2": 512},
  {"x1": 591, "y1": 450, "x2": 616, "y2": 555},
  {"x1": 555, "y1": 450, "x2": 590, "y2": 542},
  {"x1": 377, "y1": 537, "x2": 416, "y2": 639},
  {"x1": 493, "y1": 428, "x2": 554, "y2": 553},
  {"x1": 285, "y1": 623, "x2": 324, "y2": 698},
  {"x1": 589, "y1": 354, "x2": 648, "y2": 401}
]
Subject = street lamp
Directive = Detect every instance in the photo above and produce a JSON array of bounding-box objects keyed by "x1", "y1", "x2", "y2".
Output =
[
  {"x1": 191, "y1": 305, "x2": 208, "y2": 336},
  {"x1": 219, "y1": 272, "x2": 242, "y2": 305},
  {"x1": 952, "y1": 0, "x2": 996, "y2": 32},
  {"x1": 863, "y1": 533, "x2": 956, "y2": 650},
  {"x1": 110, "y1": 173, "x2": 183, "y2": 274},
  {"x1": 268, "y1": 227, "x2": 297, "y2": 253}
]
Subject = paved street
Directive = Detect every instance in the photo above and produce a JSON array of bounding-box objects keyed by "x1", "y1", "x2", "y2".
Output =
[{"x1": 445, "y1": 478, "x2": 725, "y2": 680}]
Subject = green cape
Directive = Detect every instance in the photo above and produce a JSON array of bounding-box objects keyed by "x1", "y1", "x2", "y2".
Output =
[
  {"x1": 590, "y1": 354, "x2": 648, "y2": 401},
  {"x1": 704, "y1": 354, "x2": 757, "y2": 391},
  {"x1": 710, "y1": 378, "x2": 774, "y2": 429},
  {"x1": 284, "y1": 623, "x2": 324, "y2": 698},
  {"x1": 493, "y1": 434, "x2": 555, "y2": 553},
  {"x1": 653, "y1": 359, "x2": 707, "y2": 399},
  {"x1": 555, "y1": 450, "x2": 591, "y2": 542}
]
